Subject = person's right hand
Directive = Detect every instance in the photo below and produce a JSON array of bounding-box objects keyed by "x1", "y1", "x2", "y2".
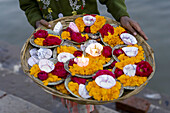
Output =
[{"x1": 36, "y1": 19, "x2": 51, "y2": 28}]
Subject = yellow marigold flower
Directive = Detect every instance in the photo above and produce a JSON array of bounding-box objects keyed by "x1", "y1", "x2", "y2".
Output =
[
  {"x1": 103, "y1": 33, "x2": 124, "y2": 47},
  {"x1": 56, "y1": 83, "x2": 70, "y2": 94},
  {"x1": 42, "y1": 73, "x2": 62, "y2": 85},
  {"x1": 114, "y1": 26, "x2": 126, "y2": 35},
  {"x1": 90, "y1": 15, "x2": 106, "y2": 34},
  {"x1": 69, "y1": 55, "x2": 108, "y2": 75},
  {"x1": 117, "y1": 74, "x2": 147, "y2": 87},
  {"x1": 61, "y1": 31, "x2": 71, "y2": 40},
  {"x1": 115, "y1": 45, "x2": 145, "y2": 69},
  {"x1": 34, "y1": 38, "x2": 45, "y2": 46},
  {"x1": 75, "y1": 17, "x2": 86, "y2": 32},
  {"x1": 57, "y1": 45, "x2": 77, "y2": 54},
  {"x1": 86, "y1": 81, "x2": 121, "y2": 101},
  {"x1": 68, "y1": 82, "x2": 80, "y2": 96},
  {"x1": 30, "y1": 64, "x2": 40, "y2": 75},
  {"x1": 43, "y1": 81, "x2": 49, "y2": 86},
  {"x1": 33, "y1": 71, "x2": 39, "y2": 78}
]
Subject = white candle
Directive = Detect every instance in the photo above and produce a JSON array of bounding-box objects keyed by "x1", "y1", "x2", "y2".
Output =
[
  {"x1": 85, "y1": 43, "x2": 103, "y2": 57},
  {"x1": 74, "y1": 55, "x2": 89, "y2": 67}
]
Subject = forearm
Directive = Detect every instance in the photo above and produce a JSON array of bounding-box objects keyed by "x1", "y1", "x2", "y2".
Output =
[
  {"x1": 19, "y1": 0, "x2": 43, "y2": 28},
  {"x1": 99, "y1": 0, "x2": 129, "y2": 21}
]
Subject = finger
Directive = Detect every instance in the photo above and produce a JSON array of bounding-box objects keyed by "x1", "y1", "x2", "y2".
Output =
[
  {"x1": 130, "y1": 22, "x2": 148, "y2": 40},
  {"x1": 40, "y1": 19, "x2": 51, "y2": 28},
  {"x1": 123, "y1": 22, "x2": 137, "y2": 36},
  {"x1": 36, "y1": 21, "x2": 41, "y2": 28}
]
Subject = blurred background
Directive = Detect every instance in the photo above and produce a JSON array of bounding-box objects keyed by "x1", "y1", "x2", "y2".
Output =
[{"x1": 0, "y1": 0, "x2": 170, "y2": 112}]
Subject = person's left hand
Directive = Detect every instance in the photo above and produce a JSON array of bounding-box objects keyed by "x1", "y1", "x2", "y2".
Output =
[{"x1": 120, "y1": 16, "x2": 148, "y2": 40}]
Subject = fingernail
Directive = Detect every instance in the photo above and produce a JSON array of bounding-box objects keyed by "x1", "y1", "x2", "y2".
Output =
[
  {"x1": 48, "y1": 24, "x2": 51, "y2": 28},
  {"x1": 133, "y1": 32, "x2": 137, "y2": 35}
]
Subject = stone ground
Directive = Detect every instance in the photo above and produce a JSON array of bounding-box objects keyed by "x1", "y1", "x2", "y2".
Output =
[{"x1": 0, "y1": 41, "x2": 170, "y2": 113}]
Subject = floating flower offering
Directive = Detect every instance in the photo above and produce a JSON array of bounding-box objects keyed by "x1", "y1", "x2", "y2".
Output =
[{"x1": 26, "y1": 15, "x2": 154, "y2": 102}]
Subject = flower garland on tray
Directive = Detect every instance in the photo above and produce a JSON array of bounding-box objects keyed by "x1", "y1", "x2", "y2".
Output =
[
  {"x1": 29, "y1": 62, "x2": 68, "y2": 86},
  {"x1": 99, "y1": 24, "x2": 126, "y2": 47},
  {"x1": 69, "y1": 56, "x2": 103, "y2": 75},
  {"x1": 112, "y1": 43, "x2": 153, "y2": 87},
  {"x1": 61, "y1": 27, "x2": 89, "y2": 43},
  {"x1": 86, "y1": 81, "x2": 121, "y2": 101},
  {"x1": 86, "y1": 70, "x2": 121, "y2": 101},
  {"x1": 33, "y1": 29, "x2": 62, "y2": 46},
  {"x1": 114, "y1": 44, "x2": 145, "y2": 70}
]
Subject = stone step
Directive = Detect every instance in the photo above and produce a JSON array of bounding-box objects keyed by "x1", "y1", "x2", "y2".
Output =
[{"x1": 0, "y1": 90, "x2": 51, "y2": 113}]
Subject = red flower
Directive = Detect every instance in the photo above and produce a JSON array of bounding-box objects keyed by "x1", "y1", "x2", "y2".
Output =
[
  {"x1": 65, "y1": 27, "x2": 86, "y2": 43},
  {"x1": 102, "y1": 46, "x2": 112, "y2": 58},
  {"x1": 52, "y1": 62, "x2": 69, "y2": 78},
  {"x1": 43, "y1": 36, "x2": 62, "y2": 46},
  {"x1": 73, "y1": 50, "x2": 83, "y2": 57},
  {"x1": 92, "y1": 70, "x2": 115, "y2": 79},
  {"x1": 84, "y1": 14, "x2": 96, "y2": 17},
  {"x1": 33, "y1": 29, "x2": 48, "y2": 38},
  {"x1": 108, "y1": 61, "x2": 117, "y2": 69},
  {"x1": 65, "y1": 27, "x2": 73, "y2": 35},
  {"x1": 99, "y1": 24, "x2": 114, "y2": 37},
  {"x1": 38, "y1": 71, "x2": 48, "y2": 81},
  {"x1": 113, "y1": 49, "x2": 124, "y2": 57},
  {"x1": 114, "y1": 68, "x2": 124, "y2": 78},
  {"x1": 71, "y1": 32, "x2": 86, "y2": 43},
  {"x1": 84, "y1": 26, "x2": 91, "y2": 33},
  {"x1": 68, "y1": 59, "x2": 77, "y2": 66},
  {"x1": 136, "y1": 61, "x2": 153, "y2": 77},
  {"x1": 71, "y1": 77, "x2": 86, "y2": 85}
]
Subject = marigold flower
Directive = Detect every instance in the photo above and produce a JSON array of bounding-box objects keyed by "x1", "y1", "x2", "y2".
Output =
[
  {"x1": 34, "y1": 38, "x2": 45, "y2": 46},
  {"x1": 75, "y1": 17, "x2": 86, "y2": 32},
  {"x1": 61, "y1": 31, "x2": 71, "y2": 40},
  {"x1": 69, "y1": 55, "x2": 110, "y2": 75},
  {"x1": 117, "y1": 74, "x2": 147, "y2": 87},
  {"x1": 30, "y1": 64, "x2": 40, "y2": 76},
  {"x1": 68, "y1": 81, "x2": 80, "y2": 96},
  {"x1": 56, "y1": 83, "x2": 70, "y2": 94},
  {"x1": 103, "y1": 33, "x2": 124, "y2": 47},
  {"x1": 57, "y1": 45, "x2": 77, "y2": 54},
  {"x1": 115, "y1": 44, "x2": 145, "y2": 69},
  {"x1": 86, "y1": 81, "x2": 121, "y2": 101}
]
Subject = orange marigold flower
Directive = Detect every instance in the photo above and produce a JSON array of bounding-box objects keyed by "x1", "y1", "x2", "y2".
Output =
[
  {"x1": 117, "y1": 74, "x2": 147, "y2": 87},
  {"x1": 57, "y1": 45, "x2": 77, "y2": 54},
  {"x1": 86, "y1": 81, "x2": 121, "y2": 101},
  {"x1": 103, "y1": 33, "x2": 124, "y2": 47},
  {"x1": 75, "y1": 17, "x2": 86, "y2": 32},
  {"x1": 90, "y1": 15, "x2": 106, "y2": 34},
  {"x1": 68, "y1": 81, "x2": 80, "y2": 96},
  {"x1": 61, "y1": 31, "x2": 71, "y2": 40},
  {"x1": 56, "y1": 83, "x2": 70, "y2": 94},
  {"x1": 42, "y1": 73, "x2": 62, "y2": 86},
  {"x1": 30, "y1": 64, "x2": 40, "y2": 75},
  {"x1": 115, "y1": 44, "x2": 145, "y2": 69},
  {"x1": 69, "y1": 55, "x2": 110, "y2": 75},
  {"x1": 34, "y1": 38, "x2": 45, "y2": 46}
]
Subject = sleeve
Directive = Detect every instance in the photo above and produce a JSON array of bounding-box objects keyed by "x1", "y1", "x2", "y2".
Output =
[
  {"x1": 19, "y1": 0, "x2": 43, "y2": 28},
  {"x1": 99, "y1": 0, "x2": 130, "y2": 21}
]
